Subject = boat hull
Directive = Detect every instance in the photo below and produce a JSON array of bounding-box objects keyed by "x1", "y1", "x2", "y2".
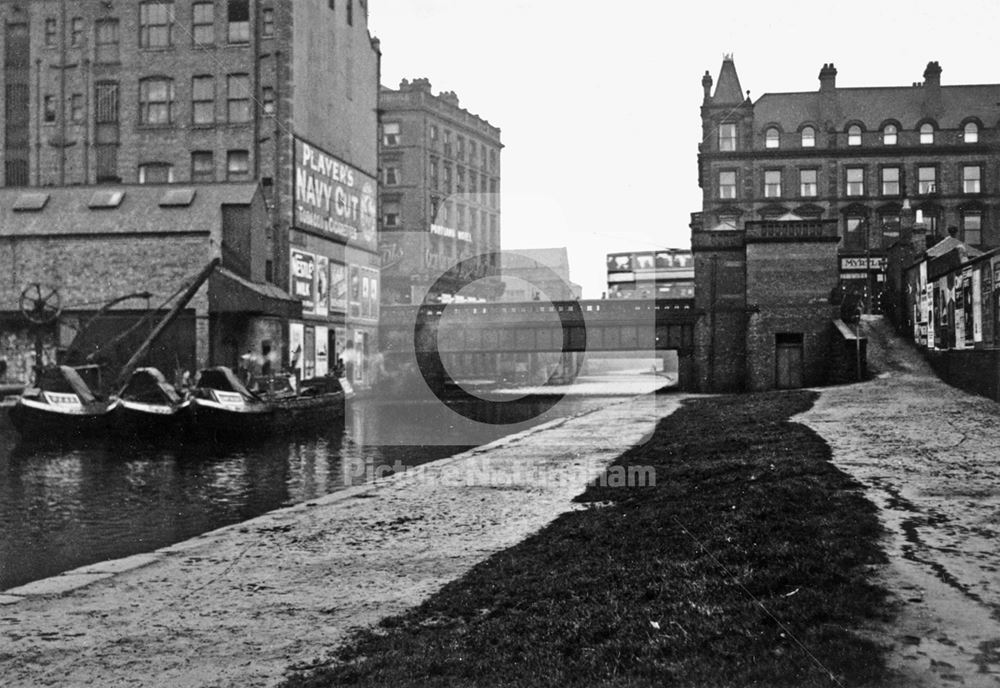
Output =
[
  {"x1": 8, "y1": 397, "x2": 118, "y2": 441},
  {"x1": 112, "y1": 399, "x2": 192, "y2": 439}
]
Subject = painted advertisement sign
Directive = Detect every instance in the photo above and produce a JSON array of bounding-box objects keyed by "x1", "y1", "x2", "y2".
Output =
[
  {"x1": 293, "y1": 138, "x2": 377, "y2": 252},
  {"x1": 290, "y1": 249, "x2": 315, "y2": 313},
  {"x1": 331, "y1": 262, "x2": 347, "y2": 313},
  {"x1": 315, "y1": 255, "x2": 330, "y2": 318},
  {"x1": 973, "y1": 268, "x2": 983, "y2": 343}
]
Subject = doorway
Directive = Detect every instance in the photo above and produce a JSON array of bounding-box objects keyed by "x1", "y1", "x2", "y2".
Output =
[{"x1": 775, "y1": 333, "x2": 804, "y2": 389}]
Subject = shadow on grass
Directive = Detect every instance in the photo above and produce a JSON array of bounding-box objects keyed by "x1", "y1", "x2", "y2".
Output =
[{"x1": 282, "y1": 390, "x2": 892, "y2": 688}]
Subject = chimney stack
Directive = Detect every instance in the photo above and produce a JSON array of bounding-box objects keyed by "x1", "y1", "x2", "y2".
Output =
[
  {"x1": 818, "y1": 63, "x2": 837, "y2": 92},
  {"x1": 923, "y1": 61, "x2": 942, "y2": 116},
  {"x1": 818, "y1": 63, "x2": 840, "y2": 126}
]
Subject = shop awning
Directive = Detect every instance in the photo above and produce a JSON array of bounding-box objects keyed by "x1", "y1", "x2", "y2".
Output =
[{"x1": 209, "y1": 268, "x2": 303, "y2": 319}]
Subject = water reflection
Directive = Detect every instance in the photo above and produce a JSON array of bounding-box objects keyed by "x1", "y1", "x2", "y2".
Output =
[{"x1": 0, "y1": 377, "x2": 666, "y2": 591}]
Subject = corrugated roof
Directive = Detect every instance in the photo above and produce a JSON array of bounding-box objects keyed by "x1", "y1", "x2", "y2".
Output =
[
  {"x1": 754, "y1": 83, "x2": 1000, "y2": 132},
  {"x1": 0, "y1": 183, "x2": 260, "y2": 237}
]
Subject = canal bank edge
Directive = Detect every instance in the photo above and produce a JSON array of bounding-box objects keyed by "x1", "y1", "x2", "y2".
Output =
[{"x1": 0, "y1": 391, "x2": 676, "y2": 608}]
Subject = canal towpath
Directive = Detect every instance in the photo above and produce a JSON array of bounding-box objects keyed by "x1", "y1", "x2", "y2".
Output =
[{"x1": 0, "y1": 392, "x2": 677, "y2": 688}]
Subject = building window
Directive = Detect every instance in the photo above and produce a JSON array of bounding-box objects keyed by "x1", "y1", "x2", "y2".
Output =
[
  {"x1": 765, "y1": 127, "x2": 780, "y2": 149},
  {"x1": 228, "y1": 0, "x2": 250, "y2": 43},
  {"x1": 382, "y1": 201, "x2": 399, "y2": 227},
  {"x1": 799, "y1": 169, "x2": 817, "y2": 197},
  {"x1": 262, "y1": 7, "x2": 275, "y2": 37},
  {"x1": 846, "y1": 168, "x2": 864, "y2": 196},
  {"x1": 457, "y1": 136, "x2": 466, "y2": 160},
  {"x1": 883, "y1": 123, "x2": 898, "y2": 145},
  {"x1": 443, "y1": 164, "x2": 452, "y2": 193},
  {"x1": 801, "y1": 126, "x2": 815, "y2": 148},
  {"x1": 430, "y1": 158, "x2": 439, "y2": 190},
  {"x1": 95, "y1": 81, "x2": 119, "y2": 123},
  {"x1": 847, "y1": 124, "x2": 862, "y2": 146},
  {"x1": 881, "y1": 167, "x2": 900, "y2": 196},
  {"x1": 139, "y1": 2, "x2": 174, "y2": 49},
  {"x1": 226, "y1": 150, "x2": 249, "y2": 180},
  {"x1": 963, "y1": 165, "x2": 981, "y2": 193},
  {"x1": 383, "y1": 122, "x2": 400, "y2": 146},
  {"x1": 191, "y1": 151, "x2": 214, "y2": 182},
  {"x1": 44, "y1": 18, "x2": 57, "y2": 46},
  {"x1": 457, "y1": 166, "x2": 465, "y2": 193},
  {"x1": 918, "y1": 166, "x2": 936, "y2": 194},
  {"x1": 347, "y1": 0, "x2": 354, "y2": 25},
  {"x1": 430, "y1": 196, "x2": 440, "y2": 223},
  {"x1": 42, "y1": 96, "x2": 56, "y2": 123},
  {"x1": 764, "y1": 170, "x2": 781, "y2": 198},
  {"x1": 70, "y1": 18, "x2": 83, "y2": 47},
  {"x1": 429, "y1": 124, "x2": 438, "y2": 142},
  {"x1": 719, "y1": 123, "x2": 737, "y2": 151},
  {"x1": 139, "y1": 162, "x2": 173, "y2": 184},
  {"x1": 719, "y1": 170, "x2": 737, "y2": 199},
  {"x1": 261, "y1": 86, "x2": 275, "y2": 115},
  {"x1": 191, "y1": 75, "x2": 215, "y2": 125},
  {"x1": 227, "y1": 74, "x2": 251, "y2": 122},
  {"x1": 383, "y1": 166, "x2": 399, "y2": 186},
  {"x1": 964, "y1": 121, "x2": 979, "y2": 143},
  {"x1": 963, "y1": 211, "x2": 982, "y2": 245},
  {"x1": 489, "y1": 178, "x2": 498, "y2": 205},
  {"x1": 915, "y1": 208, "x2": 940, "y2": 235},
  {"x1": 920, "y1": 122, "x2": 934, "y2": 144},
  {"x1": 94, "y1": 20, "x2": 119, "y2": 64},
  {"x1": 139, "y1": 77, "x2": 174, "y2": 125},
  {"x1": 70, "y1": 94, "x2": 84, "y2": 123},
  {"x1": 845, "y1": 217, "x2": 864, "y2": 249},
  {"x1": 192, "y1": 2, "x2": 214, "y2": 45}
]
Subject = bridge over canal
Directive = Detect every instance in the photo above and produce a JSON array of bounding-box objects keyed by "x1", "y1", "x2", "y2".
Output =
[{"x1": 379, "y1": 298, "x2": 702, "y2": 391}]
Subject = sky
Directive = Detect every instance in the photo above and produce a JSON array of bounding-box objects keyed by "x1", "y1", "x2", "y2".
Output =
[{"x1": 368, "y1": 0, "x2": 1000, "y2": 299}]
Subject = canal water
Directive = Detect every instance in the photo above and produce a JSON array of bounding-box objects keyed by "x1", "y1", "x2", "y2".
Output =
[{"x1": 0, "y1": 375, "x2": 668, "y2": 591}]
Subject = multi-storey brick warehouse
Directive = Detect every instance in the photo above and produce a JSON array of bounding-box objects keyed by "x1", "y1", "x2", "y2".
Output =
[
  {"x1": 0, "y1": 0, "x2": 381, "y2": 385},
  {"x1": 378, "y1": 78, "x2": 502, "y2": 304},
  {"x1": 696, "y1": 57, "x2": 1000, "y2": 310}
]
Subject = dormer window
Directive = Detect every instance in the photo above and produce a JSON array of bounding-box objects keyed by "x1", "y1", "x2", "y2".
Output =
[
  {"x1": 883, "y1": 123, "x2": 897, "y2": 145},
  {"x1": 765, "y1": 127, "x2": 780, "y2": 149},
  {"x1": 920, "y1": 122, "x2": 934, "y2": 144},
  {"x1": 719, "y1": 123, "x2": 737, "y2": 151},
  {"x1": 847, "y1": 124, "x2": 862, "y2": 146},
  {"x1": 964, "y1": 121, "x2": 979, "y2": 143},
  {"x1": 801, "y1": 126, "x2": 815, "y2": 148}
]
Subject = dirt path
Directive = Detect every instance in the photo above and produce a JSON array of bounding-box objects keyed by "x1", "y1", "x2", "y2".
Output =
[
  {"x1": 0, "y1": 394, "x2": 675, "y2": 688},
  {"x1": 797, "y1": 317, "x2": 1000, "y2": 687}
]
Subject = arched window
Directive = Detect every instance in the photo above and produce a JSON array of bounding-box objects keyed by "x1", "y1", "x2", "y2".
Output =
[
  {"x1": 765, "y1": 127, "x2": 780, "y2": 149},
  {"x1": 964, "y1": 121, "x2": 979, "y2": 143},
  {"x1": 847, "y1": 124, "x2": 862, "y2": 146},
  {"x1": 883, "y1": 123, "x2": 897, "y2": 145},
  {"x1": 920, "y1": 122, "x2": 934, "y2": 144},
  {"x1": 801, "y1": 126, "x2": 815, "y2": 148}
]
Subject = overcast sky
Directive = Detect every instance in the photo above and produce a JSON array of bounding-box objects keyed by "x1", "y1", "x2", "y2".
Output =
[{"x1": 368, "y1": 0, "x2": 1000, "y2": 298}]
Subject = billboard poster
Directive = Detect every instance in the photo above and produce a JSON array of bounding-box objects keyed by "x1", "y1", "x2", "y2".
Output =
[
  {"x1": 349, "y1": 265, "x2": 361, "y2": 318},
  {"x1": 315, "y1": 255, "x2": 330, "y2": 317},
  {"x1": 315, "y1": 325, "x2": 329, "y2": 377},
  {"x1": 607, "y1": 254, "x2": 633, "y2": 272},
  {"x1": 289, "y1": 322, "x2": 304, "y2": 376},
  {"x1": 963, "y1": 269, "x2": 974, "y2": 346},
  {"x1": 955, "y1": 278, "x2": 965, "y2": 349},
  {"x1": 290, "y1": 249, "x2": 316, "y2": 314},
  {"x1": 973, "y1": 268, "x2": 983, "y2": 343},
  {"x1": 330, "y1": 262, "x2": 347, "y2": 313},
  {"x1": 293, "y1": 137, "x2": 377, "y2": 252}
]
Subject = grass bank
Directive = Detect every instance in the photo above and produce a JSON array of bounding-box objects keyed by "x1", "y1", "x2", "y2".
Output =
[{"x1": 283, "y1": 391, "x2": 891, "y2": 687}]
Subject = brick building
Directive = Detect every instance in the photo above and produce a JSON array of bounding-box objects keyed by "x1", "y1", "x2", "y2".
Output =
[
  {"x1": 692, "y1": 214, "x2": 844, "y2": 392},
  {"x1": 696, "y1": 56, "x2": 1000, "y2": 309},
  {"x1": 0, "y1": 183, "x2": 297, "y2": 386},
  {"x1": 378, "y1": 78, "x2": 502, "y2": 304},
  {"x1": 0, "y1": 0, "x2": 380, "y2": 385}
]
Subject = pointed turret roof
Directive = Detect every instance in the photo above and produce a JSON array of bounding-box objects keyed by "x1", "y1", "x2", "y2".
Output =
[{"x1": 712, "y1": 56, "x2": 745, "y2": 105}]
